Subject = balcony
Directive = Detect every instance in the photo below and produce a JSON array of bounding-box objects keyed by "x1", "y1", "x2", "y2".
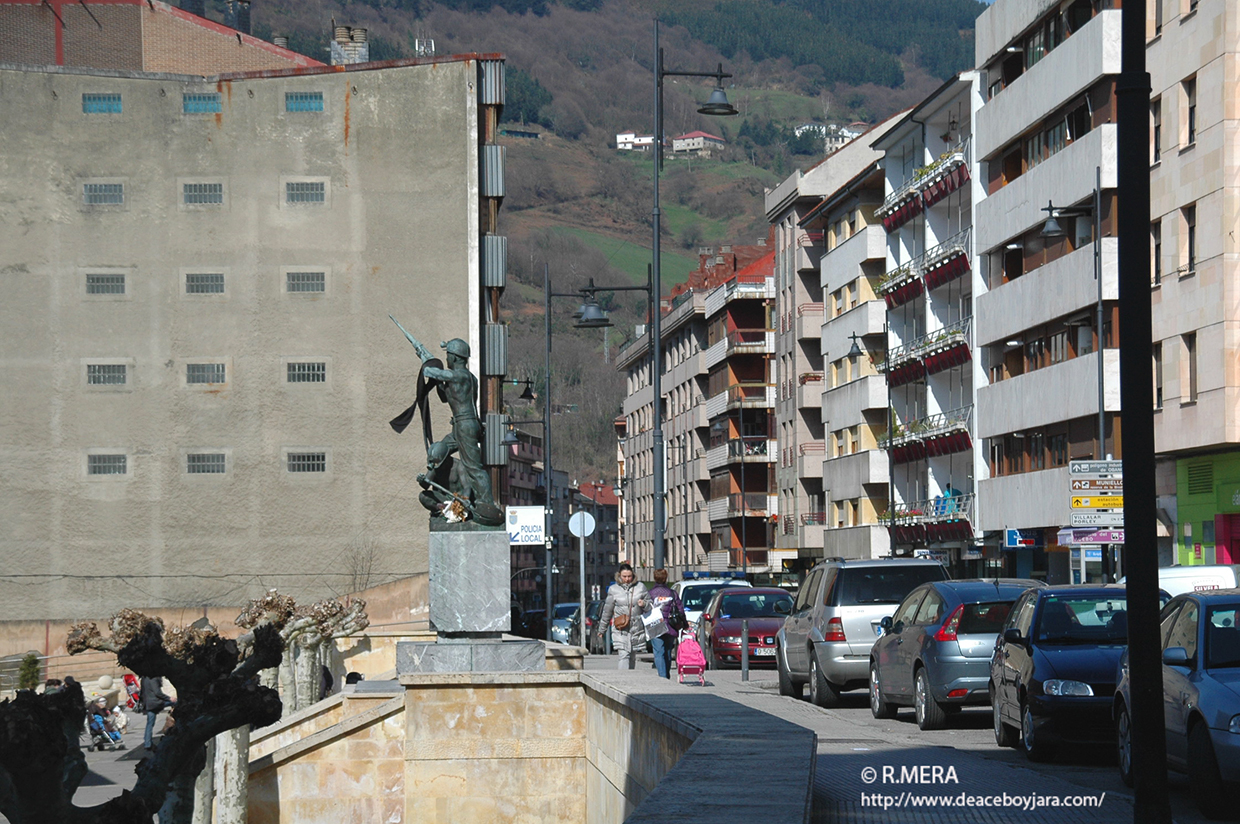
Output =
[
  {"x1": 885, "y1": 493, "x2": 976, "y2": 544},
  {"x1": 796, "y1": 372, "x2": 824, "y2": 409},
  {"x1": 796, "y1": 442, "x2": 825, "y2": 478},
  {"x1": 726, "y1": 328, "x2": 774, "y2": 356},
  {"x1": 922, "y1": 230, "x2": 971, "y2": 292},
  {"x1": 877, "y1": 261, "x2": 924, "y2": 309},
  {"x1": 797, "y1": 231, "x2": 825, "y2": 272},
  {"x1": 727, "y1": 382, "x2": 772, "y2": 410},
  {"x1": 727, "y1": 436, "x2": 773, "y2": 464},
  {"x1": 876, "y1": 140, "x2": 970, "y2": 233},
  {"x1": 795, "y1": 304, "x2": 824, "y2": 340},
  {"x1": 799, "y1": 511, "x2": 827, "y2": 551},
  {"x1": 878, "y1": 317, "x2": 972, "y2": 388},
  {"x1": 881, "y1": 405, "x2": 974, "y2": 465},
  {"x1": 727, "y1": 492, "x2": 770, "y2": 517},
  {"x1": 706, "y1": 442, "x2": 728, "y2": 471}
]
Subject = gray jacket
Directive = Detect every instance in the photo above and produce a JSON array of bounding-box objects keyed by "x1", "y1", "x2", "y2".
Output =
[{"x1": 600, "y1": 579, "x2": 650, "y2": 640}]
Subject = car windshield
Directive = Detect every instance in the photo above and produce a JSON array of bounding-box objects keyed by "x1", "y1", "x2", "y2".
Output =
[
  {"x1": 1205, "y1": 605, "x2": 1240, "y2": 668},
  {"x1": 1036, "y1": 596, "x2": 1128, "y2": 643},
  {"x1": 837, "y1": 566, "x2": 946, "y2": 605},
  {"x1": 681, "y1": 584, "x2": 736, "y2": 611},
  {"x1": 717, "y1": 591, "x2": 793, "y2": 619},
  {"x1": 554, "y1": 604, "x2": 578, "y2": 619},
  {"x1": 957, "y1": 601, "x2": 1014, "y2": 634}
]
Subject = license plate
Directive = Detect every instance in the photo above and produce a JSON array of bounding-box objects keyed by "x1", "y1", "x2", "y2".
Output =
[{"x1": 753, "y1": 647, "x2": 776, "y2": 656}]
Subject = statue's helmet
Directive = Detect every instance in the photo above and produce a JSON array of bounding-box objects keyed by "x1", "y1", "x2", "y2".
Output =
[{"x1": 441, "y1": 338, "x2": 470, "y2": 359}]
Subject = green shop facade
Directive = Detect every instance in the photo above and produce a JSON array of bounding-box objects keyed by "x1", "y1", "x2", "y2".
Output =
[{"x1": 1176, "y1": 453, "x2": 1240, "y2": 565}]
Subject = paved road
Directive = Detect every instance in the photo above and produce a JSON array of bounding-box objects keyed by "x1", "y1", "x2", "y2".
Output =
[{"x1": 583, "y1": 650, "x2": 1210, "y2": 823}]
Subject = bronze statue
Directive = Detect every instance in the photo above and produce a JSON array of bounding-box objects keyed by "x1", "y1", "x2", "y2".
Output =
[{"x1": 389, "y1": 317, "x2": 503, "y2": 527}]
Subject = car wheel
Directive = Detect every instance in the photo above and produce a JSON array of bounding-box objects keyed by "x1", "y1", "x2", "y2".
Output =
[
  {"x1": 809, "y1": 650, "x2": 841, "y2": 708},
  {"x1": 1115, "y1": 704, "x2": 1134, "y2": 787},
  {"x1": 914, "y1": 668, "x2": 947, "y2": 731},
  {"x1": 1189, "y1": 723, "x2": 1229, "y2": 820},
  {"x1": 778, "y1": 645, "x2": 803, "y2": 698},
  {"x1": 1020, "y1": 701, "x2": 1053, "y2": 762},
  {"x1": 869, "y1": 660, "x2": 897, "y2": 719},
  {"x1": 992, "y1": 685, "x2": 1018, "y2": 747}
]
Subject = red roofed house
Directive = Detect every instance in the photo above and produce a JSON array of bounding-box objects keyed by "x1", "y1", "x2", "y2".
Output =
[{"x1": 671, "y1": 130, "x2": 725, "y2": 155}]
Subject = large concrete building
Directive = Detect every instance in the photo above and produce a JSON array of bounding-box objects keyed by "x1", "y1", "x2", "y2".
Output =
[{"x1": 0, "y1": 54, "x2": 509, "y2": 618}]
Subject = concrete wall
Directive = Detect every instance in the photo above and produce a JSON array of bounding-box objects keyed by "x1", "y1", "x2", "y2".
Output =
[{"x1": 0, "y1": 59, "x2": 486, "y2": 619}]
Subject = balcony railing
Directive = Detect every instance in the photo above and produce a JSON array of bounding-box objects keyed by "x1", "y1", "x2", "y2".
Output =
[
  {"x1": 876, "y1": 139, "x2": 970, "y2": 233},
  {"x1": 880, "y1": 405, "x2": 974, "y2": 464},
  {"x1": 727, "y1": 492, "x2": 769, "y2": 515},
  {"x1": 877, "y1": 316, "x2": 973, "y2": 385},
  {"x1": 727, "y1": 436, "x2": 770, "y2": 460},
  {"x1": 922, "y1": 229, "x2": 972, "y2": 291},
  {"x1": 798, "y1": 442, "x2": 826, "y2": 456},
  {"x1": 726, "y1": 382, "x2": 772, "y2": 406},
  {"x1": 726, "y1": 328, "x2": 771, "y2": 353},
  {"x1": 891, "y1": 493, "x2": 975, "y2": 525},
  {"x1": 801, "y1": 511, "x2": 828, "y2": 525}
]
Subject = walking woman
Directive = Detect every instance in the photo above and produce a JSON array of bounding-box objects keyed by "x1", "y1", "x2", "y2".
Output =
[{"x1": 599, "y1": 563, "x2": 649, "y2": 669}]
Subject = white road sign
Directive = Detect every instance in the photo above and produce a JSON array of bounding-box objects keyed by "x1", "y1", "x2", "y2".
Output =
[
  {"x1": 1070, "y1": 511, "x2": 1124, "y2": 527},
  {"x1": 507, "y1": 506, "x2": 546, "y2": 545}
]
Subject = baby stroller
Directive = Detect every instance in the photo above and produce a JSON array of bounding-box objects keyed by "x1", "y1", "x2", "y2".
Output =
[
  {"x1": 123, "y1": 673, "x2": 141, "y2": 709},
  {"x1": 87, "y1": 699, "x2": 125, "y2": 751},
  {"x1": 675, "y1": 629, "x2": 706, "y2": 686}
]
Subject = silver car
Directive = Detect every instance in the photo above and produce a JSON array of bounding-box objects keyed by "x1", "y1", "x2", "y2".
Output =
[
  {"x1": 777, "y1": 558, "x2": 948, "y2": 707},
  {"x1": 869, "y1": 579, "x2": 1041, "y2": 729},
  {"x1": 1114, "y1": 588, "x2": 1240, "y2": 819}
]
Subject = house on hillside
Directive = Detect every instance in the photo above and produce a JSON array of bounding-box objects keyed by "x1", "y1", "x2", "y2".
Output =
[
  {"x1": 616, "y1": 132, "x2": 656, "y2": 151},
  {"x1": 672, "y1": 130, "x2": 725, "y2": 155}
]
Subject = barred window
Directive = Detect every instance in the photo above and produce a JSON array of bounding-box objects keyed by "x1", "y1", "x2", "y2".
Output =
[
  {"x1": 84, "y1": 183, "x2": 124, "y2": 205},
  {"x1": 82, "y1": 93, "x2": 122, "y2": 114},
  {"x1": 186, "y1": 273, "x2": 224, "y2": 294},
  {"x1": 286, "y1": 271, "x2": 325, "y2": 293},
  {"x1": 287, "y1": 362, "x2": 326, "y2": 383},
  {"x1": 183, "y1": 183, "x2": 223, "y2": 205},
  {"x1": 186, "y1": 453, "x2": 225, "y2": 474},
  {"x1": 183, "y1": 93, "x2": 222, "y2": 114},
  {"x1": 86, "y1": 274, "x2": 125, "y2": 295},
  {"x1": 88, "y1": 454, "x2": 127, "y2": 475},
  {"x1": 87, "y1": 364, "x2": 127, "y2": 385},
  {"x1": 285, "y1": 91, "x2": 324, "y2": 113},
  {"x1": 286, "y1": 182, "x2": 325, "y2": 204},
  {"x1": 287, "y1": 452, "x2": 326, "y2": 473},
  {"x1": 186, "y1": 363, "x2": 226, "y2": 384}
]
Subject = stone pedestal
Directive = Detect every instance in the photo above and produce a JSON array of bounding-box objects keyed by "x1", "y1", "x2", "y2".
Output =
[{"x1": 399, "y1": 526, "x2": 545, "y2": 673}]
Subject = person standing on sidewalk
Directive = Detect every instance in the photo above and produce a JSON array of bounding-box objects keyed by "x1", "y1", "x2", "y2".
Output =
[
  {"x1": 139, "y1": 675, "x2": 172, "y2": 750},
  {"x1": 646, "y1": 569, "x2": 685, "y2": 679},
  {"x1": 599, "y1": 563, "x2": 649, "y2": 669}
]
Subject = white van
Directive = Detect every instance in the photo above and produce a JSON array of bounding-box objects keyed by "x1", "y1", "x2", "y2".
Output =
[{"x1": 1156, "y1": 565, "x2": 1239, "y2": 597}]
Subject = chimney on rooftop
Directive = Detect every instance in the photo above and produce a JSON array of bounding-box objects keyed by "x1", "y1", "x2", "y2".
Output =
[
  {"x1": 329, "y1": 23, "x2": 369, "y2": 65},
  {"x1": 225, "y1": 0, "x2": 250, "y2": 34},
  {"x1": 272, "y1": 35, "x2": 289, "y2": 48},
  {"x1": 180, "y1": 0, "x2": 205, "y2": 16}
]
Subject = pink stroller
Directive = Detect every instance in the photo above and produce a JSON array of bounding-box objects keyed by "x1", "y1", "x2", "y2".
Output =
[{"x1": 675, "y1": 629, "x2": 706, "y2": 685}]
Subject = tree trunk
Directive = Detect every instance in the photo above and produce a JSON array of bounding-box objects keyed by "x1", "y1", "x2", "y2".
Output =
[
  {"x1": 158, "y1": 745, "x2": 206, "y2": 824},
  {"x1": 293, "y1": 640, "x2": 319, "y2": 711},
  {"x1": 213, "y1": 726, "x2": 248, "y2": 824},
  {"x1": 190, "y1": 736, "x2": 214, "y2": 824},
  {"x1": 258, "y1": 666, "x2": 276, "y2": 691},
  {"x1": 277, "y1": 647, "x2": 296, "y2": 714}
]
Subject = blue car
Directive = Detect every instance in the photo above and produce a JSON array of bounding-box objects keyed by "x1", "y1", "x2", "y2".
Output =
[
  {"x1": 1114, "y1": 588, "x2": 1240, "y2": 819},
  {"x1": 990, "y1": 585, "x2": 1129, "y2": 761}
]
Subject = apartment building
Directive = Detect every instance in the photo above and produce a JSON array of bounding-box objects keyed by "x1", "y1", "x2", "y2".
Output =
[
  {"x1": 872, "y1": 74, "x2": 986, "y2": 576},
  {"x1": 972, "y1": 0, "x2": 1122, "y2": 582},
  {"x1": 767, "y1": 117, "x2": 898, "y2": 567}
]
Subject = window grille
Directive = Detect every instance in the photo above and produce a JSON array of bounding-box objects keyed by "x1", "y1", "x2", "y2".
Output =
[
  {"x1": 86, "y1": 274, "x2": 125, "y2": 295},
  {"x1": 183, "y1": 183, "x2": 223, "y2": 205},
  {"x1": 287, "y1": 362, "x2": 326, "y2": 382},
  {"x1": 285, "y1": 92, "x2": 324, "y2": 113},
  {"x1": 286, "y1": 271, "x2": 325, "y2": 293},
  {"x1": 87, "y1": 364, "x2": 126, "y2": 385},
  {"x1": 183, "y1": 93, "x2": 222, "y2": 114},
  {"x1": 186, "y1": 453, "x2": 226, "y2": 474},
  {"x1": 186, "y1": 273, "x2": 225, "y2": 294},
  {"x1": 286, "y1": 181, "x2": 325, "y2": 203},
  {"x1": 82, "y1": 93, "x2": 122, "y2": 114},
  {"x1": 287, "y1": 452, "x2": 327, "y2": 472},
  {"x1": 88, "y1": 454, "x2": 127, "y2": 475},
  {"x1": 186, "y1": 363, "x2": 226, "y2": 384},
  {"x1": 84, "y1": 183, "x2": 124, "y2": 205}
]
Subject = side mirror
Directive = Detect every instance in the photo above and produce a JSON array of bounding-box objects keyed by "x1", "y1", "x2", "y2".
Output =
[
  {"x1": 703, "y1": 613, "x2": 714, "y2": 623},
  {"x1": 773, "y1": 600, "x2": 791, "y2": 615},
  {"x1": 879, "y1": 616, "x2": 894, "y2": 631},
  {"x1": 1002, "y1": 628, "x2": 1024, "y2": 645},
  {"x1": 1163, "y1": 646, "x2": 1190, "y2": 666}
]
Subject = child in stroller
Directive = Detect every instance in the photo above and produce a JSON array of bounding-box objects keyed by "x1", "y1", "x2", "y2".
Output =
[{"x1": 87, "y1": 696, "x2": 125, "y2": 751}]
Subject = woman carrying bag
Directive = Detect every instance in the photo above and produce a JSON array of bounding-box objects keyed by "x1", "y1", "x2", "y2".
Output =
[{"x1": 599, "y1": 562, "x2": 650, "y2": 669}]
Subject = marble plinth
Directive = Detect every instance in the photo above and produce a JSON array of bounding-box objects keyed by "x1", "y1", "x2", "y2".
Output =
[
  {"x1": 396, "y1": 639, "x2": 546, "y2": 673},
  {"x1": 428, "y1": 527, "x2": 509, "y2": 634}
]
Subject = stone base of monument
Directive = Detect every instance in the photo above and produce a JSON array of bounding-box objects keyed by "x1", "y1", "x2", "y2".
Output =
[{"x1": 397, "y1": 526, "x2": 546, "y2": 674}]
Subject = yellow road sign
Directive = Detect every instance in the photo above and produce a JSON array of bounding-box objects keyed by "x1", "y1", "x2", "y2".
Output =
[{"x1": 1071, "y1": 496, "x2": 1124, "y2": 509}]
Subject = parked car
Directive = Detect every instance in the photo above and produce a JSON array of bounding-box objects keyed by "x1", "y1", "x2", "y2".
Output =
[
  {"x1": 580, "y1": 600, "x2": 607, "y2": 654},
  {"x1": 550, "y1": 602, "x2": 580, "y2": 645},
  {"x1": 990, "y1": 585, "x2": 1128, "y2": 761},
  {"x1": 516, "y1": 609, "x2": 546, "y2": 642},
  {"x1": 699, "y1": 587, "x2": 794, "y2": 669},
  {"x1": 777, "y1": 558, "x2": 949, "y2": 707},
  {"x1": 1113, "y1": 588, "x2": 1240, "y2": 819},
  {"x1": 673, "y1": 572, "x2": 752, "y2": 633},
  {"x1": 869, "y1": 579, "x2": 1042, "y2": 729}
]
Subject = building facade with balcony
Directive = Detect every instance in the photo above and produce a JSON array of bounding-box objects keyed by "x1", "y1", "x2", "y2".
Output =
[
  {"x1": 872, "y1": 74, "x2": 986, "y2": 576},
  {"x1": 972, "y1": 0, "x2": 1124, "y2": 583}
]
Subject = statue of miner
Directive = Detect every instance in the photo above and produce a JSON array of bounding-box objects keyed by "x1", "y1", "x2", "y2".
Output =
[{"x1": 389, "y1": 317, "x2": 504, "y2": 527}]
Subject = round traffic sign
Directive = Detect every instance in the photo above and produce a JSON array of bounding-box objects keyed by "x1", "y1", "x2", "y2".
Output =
[{"x1": 568, "y1": 511, "x2": 596, "y2": 538}]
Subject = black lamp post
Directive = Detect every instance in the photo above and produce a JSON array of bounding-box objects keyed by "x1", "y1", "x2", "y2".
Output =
[{"x1": 650, "y1": 18, "x2": 737, "y2": 571}]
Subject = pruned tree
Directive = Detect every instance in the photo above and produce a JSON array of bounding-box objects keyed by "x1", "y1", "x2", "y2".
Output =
[{"x1": 0, "y1": 600, "x2": 291, "y2": 824}]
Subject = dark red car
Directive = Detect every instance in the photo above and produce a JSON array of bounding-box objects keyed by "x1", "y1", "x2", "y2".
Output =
[{"x1": 700, "y1": 587, "x2": 794, "y2": 669}]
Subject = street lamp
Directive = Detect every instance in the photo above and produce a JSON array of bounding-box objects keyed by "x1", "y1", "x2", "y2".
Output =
[{"x1": 651, "y1": 17, "x2": 737, "y2": 571}]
